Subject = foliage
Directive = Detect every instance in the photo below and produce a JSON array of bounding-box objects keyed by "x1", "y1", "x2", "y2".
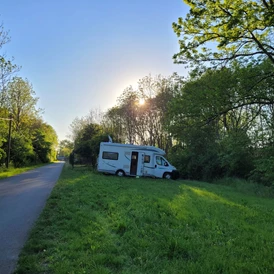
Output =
[
  {"x1": 219, "y1": 130, "x2": 254, "y2": 178},
  {"x1": 168, "y1": 128, "x2": 222, "y2": 181},
  {"x1": 15, "y1": 165, "x2": 274, "y2": 273},
  {"x1": 73, "y1": 122, "x2": 109, "y2": 167},
  {"x1": 0, "y1": 22, "x2": 19, "y2": 107},
  {"x1": 0, "y1": 78, "x2": 57, "y2": 168},
  {"x1": 58, "y1": 139, "x2": 74, "y2": 158},
  {"x1": 0, "y1": 118, "x2": 58, "y2": 168},
  {"x1": 8, "y1": 132, "x2": 34, "y2": 168},
  {"x1": 173, "y1": 0, "x2": 274, "y2": 67},
  {"x1": 167, "y1": 61, "x2": 274, "y2": 181},
  {"x1": 103, "y1": 74, "x2": 182, "y2": 152},
  {"x1": 0, "y1": 22, "x2": 57, "y2": 169},
  {"x1": 102, "y1": 106, "x2": 125, "y2": 143},
  {"x1": 4, "y1": 77, "x2": 39, "y2": 132},
  {"x1": 0, "y1": 146, "x2": 6, "y2": 165},
  {"x1": 250, "y1": 145, "x2": 274, "y2": 186},
  {"x1": 171, "y1": 0, "x2": 274, "y2": 183},
  {"x1": 40, "y1": 123, "x2": 58, "y2": 162},
  {"x1": 69, "y1": 151, "x2": 74, "y2": 168},
  {"x1": 32, "y1": 129, "x2": 51, "y2": 163},
  {"x1": 0, "y1": 109, "x2": 7, "y2": 164}
]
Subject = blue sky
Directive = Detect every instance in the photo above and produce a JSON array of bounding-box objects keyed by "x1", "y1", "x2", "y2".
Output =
[{"x1": 1, "y1": 0, "x2": 188, "y2": 141}]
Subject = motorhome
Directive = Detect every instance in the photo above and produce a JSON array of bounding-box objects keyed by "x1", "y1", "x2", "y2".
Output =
[{"x1": 97, "y1": 142, "x2": 179, "y2": 179}]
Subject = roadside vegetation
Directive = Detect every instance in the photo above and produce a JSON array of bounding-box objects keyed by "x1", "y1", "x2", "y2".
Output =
[
  {"x1": 15, "y1": 164, "x2": 274, "y2": 273},
  {"x1": 0, "y1": 164, "x2": 46, "y2": 180},
  {"x1": 0, "y1": 23, "x2": 58, "y2": 171}
]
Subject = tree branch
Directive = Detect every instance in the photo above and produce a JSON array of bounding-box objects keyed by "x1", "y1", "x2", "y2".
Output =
[
  {"x1": 249, "y1": 30, "x2": 274, "y2": 64},
  {"x1": 262, "y1": 0, "x2": 269, "y2": 8}
]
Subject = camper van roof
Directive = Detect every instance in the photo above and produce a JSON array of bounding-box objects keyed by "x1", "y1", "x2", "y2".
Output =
[{"x1": 100, "y1": 142, "x2": 165, "y2": 155}]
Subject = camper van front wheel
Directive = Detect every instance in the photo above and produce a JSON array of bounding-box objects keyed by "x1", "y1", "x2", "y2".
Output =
[
  {"x1": 163, "y1": 172, "x2": 172, "y2": 179},
  {"x1": 116, "y1": 170, "x2": 125, "y2": 177}
]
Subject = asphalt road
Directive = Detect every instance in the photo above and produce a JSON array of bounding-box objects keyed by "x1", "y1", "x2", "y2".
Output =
[{"x1": 0, "y1": 162, "x2": 65, "y2": 274}]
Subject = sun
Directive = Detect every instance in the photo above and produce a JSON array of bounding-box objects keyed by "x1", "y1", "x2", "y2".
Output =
[{"x1": 139, "y1": 98, "x2": 145, "y2": 105}]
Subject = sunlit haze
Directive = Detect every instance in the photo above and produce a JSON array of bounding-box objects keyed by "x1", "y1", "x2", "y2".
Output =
[
  {"x1": 139, "y1": 98, "x2": 145, "y2": 106},
  {"x1": 1, "y1": 0, "x2": 188, "y2": 141}
]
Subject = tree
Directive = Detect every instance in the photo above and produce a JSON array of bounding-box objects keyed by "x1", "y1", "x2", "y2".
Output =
[
  {"x1": 69, "y1": 151, "x2": 75, "y2": 168},
  {"x1": 173, "y1": 0, "x2": 274, "y2": 67},
  {"x1": 0, "y1": 107, "x2": 9, "y2": 164},
  {"x1": 0, "y1": 22, "x2": 19, "y2": 106},
  {"x1": 74, "y1": 123, "x2": 106, "y2": 167},
  {"x1": 0, "y1": 22, "x2": 58, "y2": 169},
  {"x1": 166, "y1": 62, "x2": 274, "y2": 180},
  {"x1": 69, "y1": 116, "x2": 88, "y2": 142},
  {"x1": 8, "y1": 132, "x2": 33, "y2": 167},
  {"x1": 137, "y1": 74, "x2": 182, "y2": 151},
  {"x1": 0, "y1": 58, "x2": 19, "y2": 106},
  {"x1": 102, "y1": 106, "x2": 125, "y2": 143},
  {"x1": 58, "y1": 139, "x2": 74, "y2": 158},
  {"x1": 5, "y1": 77, "x2": 39, "y2": 132},
  {"x1": 41, "y1": 123, "x2": 58, "y2": 161},
  {"x1": 0, "y1": 22, "x2": 9, "y2": 49},
  {"x1": 106, "y1": 74, "x2": 182, "y2": 150},
  {"x1": 31, "y1": 121, "x2": 58, "y2": 163}
]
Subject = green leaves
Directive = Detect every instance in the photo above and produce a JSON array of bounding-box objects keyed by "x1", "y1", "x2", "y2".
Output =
[
  {"x1": 0, "y1": 77, "x2": 57, "y2": 166},
  {"x1": 166, "y1": 59, "x2": 274, "y2": 180},
  {"x1": 103, "y1": 74, "x2": 181, "y2": 149},
  {"x1": 73, "y1": 123, "x2": 105, "y2": 167},
  {"x1": 173, "y1": 0, "x2": 274, "y2": 66},
  {"x1": 0, "y1": 20, "x2": 57, "y2": 168}
]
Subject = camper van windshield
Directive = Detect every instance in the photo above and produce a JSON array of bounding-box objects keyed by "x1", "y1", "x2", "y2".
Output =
[{"x1": 156, "y1": 156, "x2": 168, "y2": 166}]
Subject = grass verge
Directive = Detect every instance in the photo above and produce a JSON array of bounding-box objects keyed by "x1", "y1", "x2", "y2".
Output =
[
  {"x1": 0, "y1": 163, "x2": 54, "y2": 180},
  {"x1": 15, "y1": 164, "x2": 274, "y2": 273}
]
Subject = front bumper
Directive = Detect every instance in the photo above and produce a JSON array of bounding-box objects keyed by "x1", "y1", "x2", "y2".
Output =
[{"x1": 171, "y1": 170, "x2": 180, "y2": 180}]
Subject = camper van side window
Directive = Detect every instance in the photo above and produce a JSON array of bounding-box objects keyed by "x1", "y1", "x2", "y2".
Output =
[
  {"x1": 144, "y1": 155, "x2": 150, "y2": 163},
  {"x1": 102, "y1": 152, "x2": 119, "y2": 160}
]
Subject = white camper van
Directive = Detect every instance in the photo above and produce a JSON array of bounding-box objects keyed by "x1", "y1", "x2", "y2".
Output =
[{"x1": 97, "y1": 142, "x2": 178, "y2": 179}]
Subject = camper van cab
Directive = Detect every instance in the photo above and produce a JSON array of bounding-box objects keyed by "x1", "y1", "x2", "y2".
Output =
[{"x1": 97, "y1": 142, "x2": 178, "y2": 179}]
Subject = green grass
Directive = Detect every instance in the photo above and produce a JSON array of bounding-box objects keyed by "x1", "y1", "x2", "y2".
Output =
[
  {"x1": 0, "y1": 163, "x2": 52, "y2": 180},
  {"x1": 15, "y1": 164, "x2": 274, "y2": 274}
]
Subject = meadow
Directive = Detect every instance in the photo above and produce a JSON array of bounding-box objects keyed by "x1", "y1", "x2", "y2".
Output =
[{"x1": 15, "y1": 164, "x2": 274, "y2": 273}]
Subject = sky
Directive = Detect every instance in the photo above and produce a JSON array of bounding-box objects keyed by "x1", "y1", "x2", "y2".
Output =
[{"x1": 1, "y1": 0, "x2": 189, "y2": 141}]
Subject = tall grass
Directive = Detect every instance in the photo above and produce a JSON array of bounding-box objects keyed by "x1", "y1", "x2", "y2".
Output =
[
  {"x1": 15, "y1": 164, "x2": 274, "y2": 273},
  {"x1": 212, "y1": 177, "x2": 274, "y2": 198}
]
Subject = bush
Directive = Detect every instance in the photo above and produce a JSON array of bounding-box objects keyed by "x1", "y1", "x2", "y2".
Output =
[
  {"x1": 249, "y1": 146, "x2": 274, "y2": 187},
  {"x1": 218, "y1": 131, "x2": 254, "y2": 178},
  {"x1": 168, "y1": 144, "x2": 223, "y2": 181}
]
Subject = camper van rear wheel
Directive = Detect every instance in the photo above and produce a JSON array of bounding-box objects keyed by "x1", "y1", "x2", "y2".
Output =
[
  {"x1": 116, "y1": 170, "x2": 125, "y2": 177},
  {"x1": 163, "y1": 172, "x2": 172, "y2": 180}
]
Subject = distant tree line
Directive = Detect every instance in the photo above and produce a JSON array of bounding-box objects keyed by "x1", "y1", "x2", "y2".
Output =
[
  {"x1": 61, "y1": 0, "x2": 274, "y2": 186},
  {"x1": 0, "y1": 23, "x2": 58, "y2": 168}
]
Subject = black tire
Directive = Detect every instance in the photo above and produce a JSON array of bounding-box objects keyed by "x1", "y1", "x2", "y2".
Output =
[
  {"x1": 163, "y1": 172, "x2": 172, "y2": 179},
  {"x1": 171, "y1": 170, "x2": 180, "y2": 180},
  {"x1": 116, "y1": 170, "x2": 125, "y2": 177}
]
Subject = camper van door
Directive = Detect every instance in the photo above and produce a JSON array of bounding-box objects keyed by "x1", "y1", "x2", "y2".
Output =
[
  {"x1": 137, "y1": 152, "x2": 144, "y2": 176},
  {"x1": 130, "y1": 151, "x2": 138, "y2": 175},
  {"x1": 129, "y1": 151, "x2": 145, "y2": 177}
]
